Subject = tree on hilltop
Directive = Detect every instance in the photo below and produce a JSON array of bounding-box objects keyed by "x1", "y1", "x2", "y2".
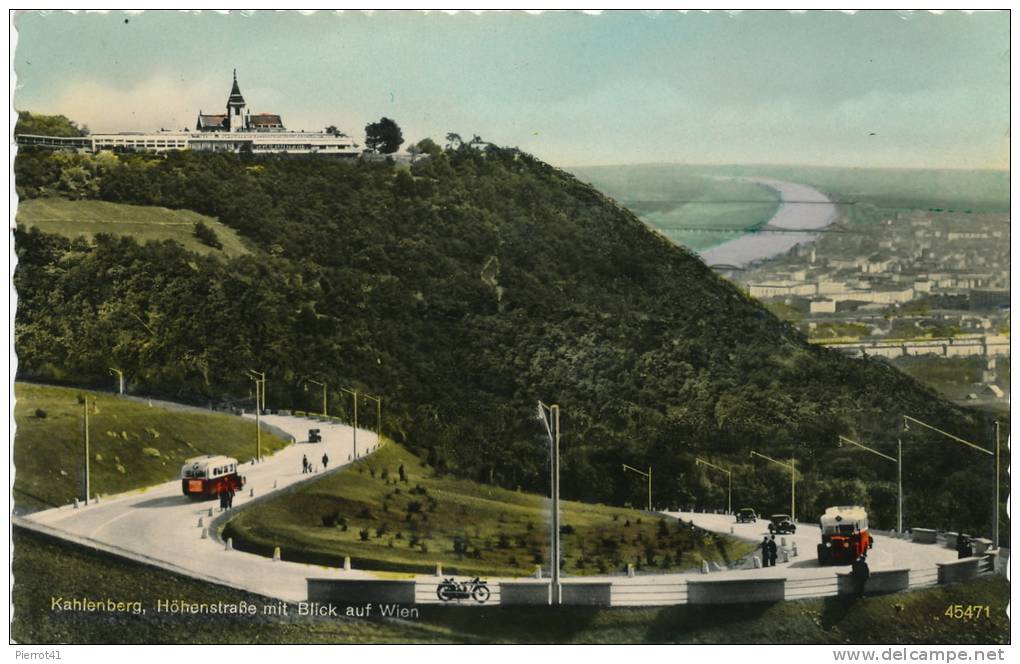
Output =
[{"x1": 365, "y1": 117, "x2": 404, "y2": 154}]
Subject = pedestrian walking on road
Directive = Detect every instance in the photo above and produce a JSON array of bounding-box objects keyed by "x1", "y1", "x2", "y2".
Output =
[
  {"x1": 227, "y1": 488, "x2": 235, "y2": 508},
  {"x1": 302, "y1": 454, "x2": 309, "y2": 474},
  {"x1": 760, "y1": 536, "x2": 771, "y2": 567},
  {"x1": 219, "y1": 490, "x2": 227, "y2": 511},
  {"x1": 768, "y1": 535, "x2": 778, "y2": 567},
  {"x1": 322, "y1": 453, "x2": 329, "y2": 470},
  {"x1": 851, "y1": 554, "x2": 870, "y2": 598}
]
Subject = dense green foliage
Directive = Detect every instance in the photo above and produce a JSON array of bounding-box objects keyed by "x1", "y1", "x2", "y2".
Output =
[
  {"x1": 224, "y1": 442, "x2": 752, "y2": 576},
  {"x1": 13, "y1": 383, "x2": 289, "y2": 511},
  {"x1": 13, "y1": 528, "x2": 1009, "y2": 644},
  {"x1": 365, "y1": 116, "x2": 404, "y2": 154},
  {"x1": 15, "y1": 111, "x2": 88, "y2": 137},
  {"x1": 13, "y1": 146, "x2": 1004, "y2": 540}
]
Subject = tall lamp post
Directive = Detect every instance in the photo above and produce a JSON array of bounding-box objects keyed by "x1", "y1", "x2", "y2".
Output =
[
  {"x1": 109, "y1": 368, "x2": 124, "y2": 395},
  {"x1": 622, "y1": 463, "x2": 653, "y2": 511},
  {"x1": 537, "y1": 400, "x2": 561, "y2": 606},
  {"x1": 340, "y1": 387, "x2": 359, "y2": 459},
  {"x1": 838, "y1": 435, "x2": 901, "y2": 533},
  {"x1": 305, "y1": 379, "x2": 328, "y2": 418},
  {"x1": 363, "y1": 393, "x2": 382, "y2": 447},
  {"x1": 695, "y1": 458, "x2": 732, "y2": 515},
  {"x1": 750, "y1": 450, "x2": 797, "y2": 522},
  {"x1": 247, "y1": 369, "x2": 266, "y2": 461},
  {"x1": 78, "y1": 395, "x2": 92, "y2": 504},
  {"x1": 903, "y1": 415, "x2": 999, "y2": 549}
]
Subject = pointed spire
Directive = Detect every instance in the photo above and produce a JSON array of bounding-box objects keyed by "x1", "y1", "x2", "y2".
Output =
[{"x1": 227, "y1": 69, "x2": 246, "y2": 107}]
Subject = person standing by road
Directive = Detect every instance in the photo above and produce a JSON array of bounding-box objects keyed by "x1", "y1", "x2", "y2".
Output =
[
  {"x1": 322, "y1": 452, "x2": 329, "y2": 470},
  {"x1": 851, "y1": 554, "x2": 870, "y2": 598},
  {"x1": 768, "y1": 535, "x2": 778, "y2": 567},
  {"x1": 227, "y1": 487, "x2": 235, "y2": 509},
  {"x1": 760, "y1": 536, "x2": 771, "y2": 567},
  {"x1": 302, "y1": 454, "x2": 309, "y2": 474}
]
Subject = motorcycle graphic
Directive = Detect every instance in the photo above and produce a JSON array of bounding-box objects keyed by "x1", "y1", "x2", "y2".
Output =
[{"x1": 436, "y1": 576, "x2": 491, "y2": 603}]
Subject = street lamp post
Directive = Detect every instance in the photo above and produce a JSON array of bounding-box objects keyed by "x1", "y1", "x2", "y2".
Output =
[
  {"x1": 305, "y1": 379, "x2": 328, "y2": 418},
  {"x1": 78, "y1": 395, "x2": 91, "y2": 504},
  {"x1": 622, "y1": 463, "x2": 653, "y2": 511},
  {"x1": 109, "y1": 368, "x2": 124, "y2": 395},
  {"x1": 247, "y1": 370, "x2": 266, "y2": 461},
  {"x1": 838, "y1": 435, "x2": 901, "y2": 533},
  {"x1": 340, "y1": 387, "x2": 359, "y2": 459},
  {"x1": 903, "y1": 414, "x2": 999, "y2": 549},
  {"x1": 537, "y1": 401, "x2": 561, "y2": 606},
  {"x1": 363, "y1": 393, "x2": 382, "y2": 447},
  {"x1": 695, "y1": 458, "x2": 732, "y2": 514},
  {"x1": 750, "y1": 450, "x2": 796, "y2": 522}
]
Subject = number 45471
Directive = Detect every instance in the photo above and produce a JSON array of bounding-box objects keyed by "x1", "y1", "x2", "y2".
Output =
[{"x1": 944, "y1": 604, "x2": 991, "y2": 620}]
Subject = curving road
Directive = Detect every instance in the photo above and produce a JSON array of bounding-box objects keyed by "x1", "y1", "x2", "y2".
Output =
[
  {"x1": 23, "y1": 414, "x2": 383, "y2": 601},
  {"x1": 20, "y1": 416, "x2": 961, "y2": 606}
]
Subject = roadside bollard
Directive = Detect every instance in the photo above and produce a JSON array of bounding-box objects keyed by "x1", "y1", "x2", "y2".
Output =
[
  {"x1": 781, "y1": 550, "x2": 790, "y2": 564},
  {"x1": 208, "y1": 508, "x2": 213, "y2": 517},
  {"x1": 225, "y1": 538, "x2": 233, "y2": 551},
  {"x1": 753, "y1": 556, "x2": 761, "y2": 569},
  {"x1": 343, "y1": 556, "x2": 352, "y2": 571},
  {"x1": 249, "y1": 488, "x2": 255, "y2": 498},
  {"x1": 435, "y1": 563, "x2": 442, "y2": 577},
  {"x1": 198, "y1": 517, "x2": 204, "y2": 527},
  {"x1": 534, "y1": 566, "x2": 542, "y2": 579},
  {"x1": 781, "y1": 537, "x2": 787, "y2": 547},
  {"x1": 792, "y1": 543, "x2": 798, "y2": 557},
  {"x1": 200, "y1": 528, "x2": 208, "y2": 540},
  {"x1": 73, "y1": 499, "x2": 80, "y2": 509},
  {"x1": 273, "y1": 480, "x2": 278, "y2": 489},
  {"x1": 730, "y1": 526, "x2": 734, "y2": 534},
  {"x1": 701, "y1": 560, "x2": 710, "y2": 574},
  {"x1": 94, "y1": 495, "x2": 100, "y2": 504},
  {"x1": 627, "y1": 564, "x2": 635, "y2": 578},
  {"x1": 273, "y1": 547, "x2": 281, "y2": 561}
]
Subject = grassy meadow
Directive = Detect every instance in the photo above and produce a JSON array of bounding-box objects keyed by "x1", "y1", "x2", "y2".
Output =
[
  {"x1": 16, "y1": 197, "x2": 252, "y2": 258},
  {"x1": 12, "y1": 527, "x2": 1009, "y2": 644},
  {"x1": 223, "y1": 442, "x2": 754, "y2": 577},
  {"x1": 13, "y1": 382, "x2": 289, "y2": 511}
]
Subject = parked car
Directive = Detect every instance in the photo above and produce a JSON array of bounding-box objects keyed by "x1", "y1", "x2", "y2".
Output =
[
  {"x1": 736, "y1": 508, "x2": 758, "y2": 523},
  {"x1": 768, "y1": 514, "x2": 797, "y2": 534},
  {"x1": 308, "y1": 428, "x2": 322, "y2": 443}
]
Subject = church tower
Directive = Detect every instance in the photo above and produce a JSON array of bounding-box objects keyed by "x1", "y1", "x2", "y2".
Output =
[{"x1": 226, "y1": 69, "x2": 247, "y2": 132}]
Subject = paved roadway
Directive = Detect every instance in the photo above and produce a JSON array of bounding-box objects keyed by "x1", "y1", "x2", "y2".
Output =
[
  {"x1": 24, "y1": 414, "x2": 382, "y2": 601},
  {"x1": 666, "y1": 511, "x2": 958, "y2": 576},
  {"x1": 21, "y1": 417, "x2": 960, "y2": 605}
]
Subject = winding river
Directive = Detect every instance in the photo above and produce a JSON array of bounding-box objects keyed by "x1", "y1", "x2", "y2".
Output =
[{"x1": 697, "y1": 178, "x2": 837, "y2": 269}]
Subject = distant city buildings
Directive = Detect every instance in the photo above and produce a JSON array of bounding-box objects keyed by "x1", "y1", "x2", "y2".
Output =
[{"x1": 16, "y1": 71, "x2": 360, "y2": 156}]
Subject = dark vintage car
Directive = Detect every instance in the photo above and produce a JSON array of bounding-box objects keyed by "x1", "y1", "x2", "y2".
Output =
[
  {"x1": 768, "y1": 514, "x2": 797, "y2": 534},
  {"x1": 736, "y1": 508, "x2": 758, "y2": 523},
  {"x1": 308, "y1": 428, "x2": 322, "y2": 443}
]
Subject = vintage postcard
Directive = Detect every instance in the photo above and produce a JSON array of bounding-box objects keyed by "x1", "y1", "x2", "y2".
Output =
[{"x1": 7, "y1": 9, "x2": 1011, "y2": 656}]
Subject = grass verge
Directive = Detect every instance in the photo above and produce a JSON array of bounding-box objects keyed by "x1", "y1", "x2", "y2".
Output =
[
  {"x1": 13, "y1": 382, "x2": 289, "y2": 511},
  {"x1": 222, "y1": 443, "x2": 754, "y2": 577}
]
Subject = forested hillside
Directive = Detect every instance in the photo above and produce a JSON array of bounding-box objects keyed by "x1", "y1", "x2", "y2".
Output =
[{"x1": 13, "y1": 142, "x2": 1004, "y2": 538}]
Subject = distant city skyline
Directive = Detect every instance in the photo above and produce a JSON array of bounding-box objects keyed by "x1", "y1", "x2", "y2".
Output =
[{"x1": 13, "y1": 10, "x2": 1009, "y2": 170}]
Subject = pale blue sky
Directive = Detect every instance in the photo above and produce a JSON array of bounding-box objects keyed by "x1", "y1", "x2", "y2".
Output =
[{"x1": 12, "y1": 10, "x2": 1009, "y2": 169}]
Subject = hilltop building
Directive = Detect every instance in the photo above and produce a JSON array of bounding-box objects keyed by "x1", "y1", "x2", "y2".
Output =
[{"x1": 16, "y1": 71, "x2": 359, "y2": 156}]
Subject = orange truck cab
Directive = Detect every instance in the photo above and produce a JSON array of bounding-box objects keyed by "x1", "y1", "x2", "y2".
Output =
[{"x1": 817, "y1": 505, "x2": 872, "y2": 565}]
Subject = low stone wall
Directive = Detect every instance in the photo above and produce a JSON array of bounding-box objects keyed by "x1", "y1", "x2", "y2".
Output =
[
  {"x1": 306, "y1": 579, "x2": 415, "y2": 604},
  {"x1": 911, "y1": 528, "x2": 938, "y2": 544},
  {"x1": 972, "y1": 538, "x2": 993, "y2": 556},
  {"x1": 561, "y1": 582, "x2": 612, "y2": 607},
  {"x1": 836, "y1": 568, "x2": 909, "y2": 596},
  {"x1": 499, "y1": 582, "x2": 552, "y2": 605},
  {"x1": 944, "y1": 532, "x2": 960, "y2": 549},
  {"x1": 686, "y1": 577, "x2": 785, "y2": 604},
  {"x1": 937, "y1": 557, "x2": 983, "y2": 584}
]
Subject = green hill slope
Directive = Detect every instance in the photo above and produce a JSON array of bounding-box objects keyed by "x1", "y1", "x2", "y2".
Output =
[
  {"x1": 16, "y1": 198, "x2": 251, "y2": 258},
  {"x1": 223, "y1": 442, "x2": 752, "y2": 576},
  {"x1": 13, "y1": 382, "x2": 289, "y2": 511},
  {"x1": 12, "y1": 146, "x2": 1004, "y2": 540}
]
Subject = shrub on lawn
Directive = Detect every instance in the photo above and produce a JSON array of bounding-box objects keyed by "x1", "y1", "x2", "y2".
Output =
[
  {"x1": 358, "y1": 529, "x2": 370, "y2": 542},
  {"x1": 33, "y1": 408, "x2": 46, "y2": 419}
]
